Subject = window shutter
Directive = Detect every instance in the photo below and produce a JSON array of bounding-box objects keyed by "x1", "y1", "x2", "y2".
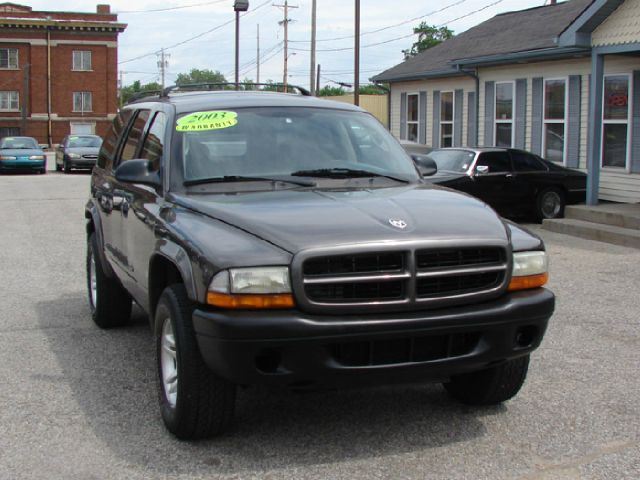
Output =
[
  {"x1": 419, "y1": 91, "x2": 427, "y2": 145},
  {"x1": 531, "y1": 77, "x2": 543, "y2": 155},
  {"x1": 467, "y1": 91, "x2": 477, "y2": 146},
  {"x1": 432, "y1": 90, "x2": 440, "y2": 148},
  {"x1": 566, "y1": 75, "x2": 582, "y2": 168},
  {"x1": 454, "y1": 89, "x2": 463, "y2": 147},
  {"x1": 484, "y1": 81, "x2": 495, "y2": 146},
  {"x1": 515, "y1": 79, "x2": 527, "y2": 149},
  {"x1": 632, "y1": 71, "x2": 640, "y2": 173},
  {"x1": 399, "y1": 92, "x2": 407, "y2": 140}
]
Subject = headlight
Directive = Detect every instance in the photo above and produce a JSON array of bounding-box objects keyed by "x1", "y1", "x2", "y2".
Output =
[
  {"x1": 29, "y1": 155, "x2": 45, "y2": 160},
  {"x1": 67, "y1": 153, "x2": 81, "y2": 158},
  {"x1": 0, "y1": 155, "x2": 16, "y2": 160},
  {"x1": 207, "y1": 267, "x2": 294, "y2": 309},
  {"x1": 508, "y1": 251, "x2": 549, "y2": 291}
]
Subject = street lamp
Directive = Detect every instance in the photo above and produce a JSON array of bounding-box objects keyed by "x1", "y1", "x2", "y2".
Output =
[{"x1": 234, "y1": 0, "x2": 249, "y2": 90}]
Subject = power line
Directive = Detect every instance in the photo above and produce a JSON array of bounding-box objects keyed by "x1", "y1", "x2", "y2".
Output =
[
  {"x1": 118, "y1": 0, "x2": 271, "y2": 65},
  {"x1": 227, "y1": 41, "x2": 283, "y2": 77},
  {"x1": 289, "y1": 0, "x2": 507, "y2": 53},
  {"x1": 289, "y1": 0, "x2": 469, "y2": 43},
  {"x1": 117, "y1": 0, "x2": 230, "y2": 14},
  {"x1": 238, "y1": 44, "x2": 284, "y2": 77}
]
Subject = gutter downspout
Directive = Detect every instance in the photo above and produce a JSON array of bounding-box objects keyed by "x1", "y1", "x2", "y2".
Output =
[
  {"x1": 457, "y1": 65, "x2": 479, "y2": 146},
  {"x1": 374, "y1": 82, "x2": 391, "y2": 131},
  {"x1": 46, "y1": 25, "x2": 52, "y2": 147}
]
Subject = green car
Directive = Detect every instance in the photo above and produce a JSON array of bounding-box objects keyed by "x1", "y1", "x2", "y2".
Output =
[{"x1": 0, "y1": 136, "x2": 46, "y2": 174}]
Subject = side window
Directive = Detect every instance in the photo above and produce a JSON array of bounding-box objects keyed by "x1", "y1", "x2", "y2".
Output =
[
  {"x1": 140, "y1": 112, "x2": 167, "y2": 171},
  {"x1": 119, "y1": 110, "x2": 151, "y2": 163},
  {"x1": 97, "y1": 110, "x2": 133, "y2": 170},
  {"x1": 476, "y1": 152, "x2": 511, "y2": 173},
  {"x1": 511, "y1": 151, "x2": 548, "y2": 172}
]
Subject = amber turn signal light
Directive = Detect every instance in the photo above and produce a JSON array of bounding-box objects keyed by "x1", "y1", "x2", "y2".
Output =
[
  {"x1": 507, "y1": 272, "x2": 549, "y2": 292},
  {"x1": 207, "y1": 292, "x2": 295, "y2": 309}
]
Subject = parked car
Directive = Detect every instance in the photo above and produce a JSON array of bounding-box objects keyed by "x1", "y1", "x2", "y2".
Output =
[
  {"x1": 0, "y1": 136, "x2": 46, "y2": 174},
  {"x1": 414, "y1": 147, "x2": 587, "y2": 221},
  {"x1": 399, "y1": 140, "x2": 432, "y2": 156},
  {"x1": 86, "y1": 85, "x2": 554, "y2": 439},
  {"x1": 56, "y1": 134, "x2": 102, "y2": 173}
]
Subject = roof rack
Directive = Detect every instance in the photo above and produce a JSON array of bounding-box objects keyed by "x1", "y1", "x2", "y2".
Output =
[
  {"x1": 126, "y1": 90, "x2": 162, "y2": 104},
  {"x1": 160, "y1": 82, "x2": 311, "y2": 97}
]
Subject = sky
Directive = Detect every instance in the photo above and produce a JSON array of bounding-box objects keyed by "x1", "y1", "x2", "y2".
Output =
[{"x1": 27, "y1": 0, "x2": 561, "y2": 89}]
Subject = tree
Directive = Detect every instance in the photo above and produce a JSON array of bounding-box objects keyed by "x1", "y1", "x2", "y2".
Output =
[
  {"x1": 120, "y1": 80, "x2": 162, "y2": 105},
  {"x1": 358, "y1": 83, "x2": 388, "y2": 95},
  {"x1": 402, "y1": 23, "x2": 454, "y2": 59},
  {"x1": 175, "y1": 68, "x2": 227, "y2": 86},
  {"x1": 318, "y1": 85, "x2": 346, "y2": 97}
]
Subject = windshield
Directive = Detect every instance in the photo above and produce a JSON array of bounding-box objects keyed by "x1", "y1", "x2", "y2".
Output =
[
  {"x1": 67, "y1": 135, "x2": 102, "y2": 148},
  {"x1": 172, "y1": 107, "x2": 419, "y2": 187},
  {"x1": 0, "y1": 137, "x2": 39, "y2": 149},
  {"x1": 427, "y1": 149, "x2": 476, "y2": 173}
]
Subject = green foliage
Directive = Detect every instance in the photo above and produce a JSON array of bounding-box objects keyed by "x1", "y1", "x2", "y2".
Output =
[
  {"x1": 358, "y1": 84, "x2": 388, "y2": 95},
  {"x1": 120, "y1": 80, "x2": 162, "y2": 105},
  {"x1": 402, "y1": 23, "x2": 454, "y2": 59},
  {"x1": 318, "y1": 85, "x2": 346, "y2": 97},
  {"x1": 175, "y1": 68, "x2": 227, "y2": 86}
]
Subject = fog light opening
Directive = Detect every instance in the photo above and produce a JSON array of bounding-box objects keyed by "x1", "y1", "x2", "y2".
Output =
[
  {"x1": 515, "y1": 326, "x2": 538, "y2": 348},
  {"x1": 255, "y1": 349, "x2": 282, "y2": 374}
]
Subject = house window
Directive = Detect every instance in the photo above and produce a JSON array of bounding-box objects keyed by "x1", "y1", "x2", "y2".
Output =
[
  {"x1": 0, "y1": 48, "x2": 18, "y2": 69},
  {"x1": 494, "y1": 82, "x2": 514, "y2": 147},
  {"x1": 440, "y1": 91, "x2": 454, "y2": 147},
  {"x1": 72, "y1": 50, "x2": 92, "y2": 71},
  {"x1": 602, "y1": 74, "x2": 630, "y2": 169},
  {"x1": 543, "y1": 79, "x2": 566, "y2": 163},
  {"x1": 406, "y1": 93, "x2": 419, "y2": 142},
  {"x1": 0, "y1": 91, "x2": 19, "y2": 111},
  {"x1": 73, "y1": 92, "x2": 93, "y2": 112}
]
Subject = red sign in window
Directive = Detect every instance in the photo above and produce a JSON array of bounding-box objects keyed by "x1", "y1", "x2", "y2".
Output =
[{"x1": 607, "y1": 94, "x2": 628, "y2": 107}]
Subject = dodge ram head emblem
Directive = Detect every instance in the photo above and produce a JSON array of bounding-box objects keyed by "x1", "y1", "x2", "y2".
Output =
[{"x1": 389, "y1": 219, "x2": 408, "y2": 230}]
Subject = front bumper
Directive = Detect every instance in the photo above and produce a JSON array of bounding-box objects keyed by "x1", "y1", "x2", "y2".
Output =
[
  {"x1": 193, "y1": 288, "x2": 554, "y2": 388},
  {"x1": 0, "y1": 159, "x2": 45, "y2": 171},
  {"x1": 65, "y1": 157, "x2": 96, "y2": 169}
]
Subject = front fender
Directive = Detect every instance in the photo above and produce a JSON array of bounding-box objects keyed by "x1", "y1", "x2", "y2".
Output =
[{"x1": 85, "y1": 200, "x2": 116, "y2": 278}]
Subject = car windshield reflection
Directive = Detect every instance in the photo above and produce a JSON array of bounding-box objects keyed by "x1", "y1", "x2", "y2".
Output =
[{"x1": 426, "y1": 149, "x2": 476, "y2": 173}]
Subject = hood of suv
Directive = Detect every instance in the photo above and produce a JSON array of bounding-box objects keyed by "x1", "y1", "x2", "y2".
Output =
[{"x1": 173, "y1": 185, "x2": 508, "y2": 253}]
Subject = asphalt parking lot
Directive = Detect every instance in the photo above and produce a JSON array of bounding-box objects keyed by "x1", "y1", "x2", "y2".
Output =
[{"x1": 0, "y1": 172, "x2": 638, "y2": 480}]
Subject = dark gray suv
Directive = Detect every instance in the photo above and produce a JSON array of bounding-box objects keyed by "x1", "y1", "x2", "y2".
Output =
[{"x1": 85, "y1": 84, "x2": 554, "y2": 440}]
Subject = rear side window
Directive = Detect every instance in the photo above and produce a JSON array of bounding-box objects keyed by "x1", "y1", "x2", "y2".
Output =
[
  {"x1": 476, "y1": 152, "x2": 512, "y2": 173},
  {"x1": 140, "y1": 112, "x2": 167, "y2": 171},
  {"x1": 97, "y1": 110, "x2": 132, "y2": 170},
  {"x1": 511, "y1": 151, "x2": 548, "y2": 172},
  {"x1": 119, "y1": 110, "x2": 151, "y2": 164}
]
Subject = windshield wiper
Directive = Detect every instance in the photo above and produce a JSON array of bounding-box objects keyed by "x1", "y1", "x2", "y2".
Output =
[
  {"x1": 291, "y1": 168, "x2": 411, "y2": 183},
  {"x1": 184, "y1": 175, "x2": 316, "y2": 187}
]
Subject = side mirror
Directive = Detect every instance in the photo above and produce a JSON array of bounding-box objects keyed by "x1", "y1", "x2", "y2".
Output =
[
  {"x1": 115, "y1": 159, "x2": 161, "y2": 188},
  {"x1": 411, "y1": 154, "x2": 437, "y2": 177},
  {"x1": 475, "y1": 165, "x2": 489, "y2": 176}
]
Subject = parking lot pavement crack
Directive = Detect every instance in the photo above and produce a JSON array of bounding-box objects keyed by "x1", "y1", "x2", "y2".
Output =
[{"x1": 517, "y1": 440, "x2": 639, "y2": 479}]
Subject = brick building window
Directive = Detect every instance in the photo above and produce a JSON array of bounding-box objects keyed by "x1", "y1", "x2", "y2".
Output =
[
  {"x1": 73, "y1": 92, "x2": 92, "y2": 112},
  {"x1": 0, "y1": 49, "x2": 19, "y2": 69},
  {"x1": 72, "y1": 50, "x2": 92, "y2": 71},
  {"x1": 0, "y1": 91, "x2": 19, "y2": 111}
]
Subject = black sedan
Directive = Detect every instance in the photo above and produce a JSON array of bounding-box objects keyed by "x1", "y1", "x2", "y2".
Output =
[
  {"x1": 418, "y1": 148, "x2": 586, "y2": 221},
  {"x1": 55, "y1": 134, "x2": 102, "y2": 173}
]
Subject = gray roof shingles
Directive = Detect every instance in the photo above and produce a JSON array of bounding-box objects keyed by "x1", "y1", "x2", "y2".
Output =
[{"x1": 373, "y1": 0, "x2": 593, "y2": 82}]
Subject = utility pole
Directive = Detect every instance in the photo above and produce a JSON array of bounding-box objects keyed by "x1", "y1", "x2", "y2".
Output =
[
  {"x1": 256, "y1": 24, "x2": 260, "y2": 84},
  {"x1": 118, "y1": 70, "x2": 124, "y2": 105},
  {"x1": 157, "y1": 48, "x2": 170, "y2": 90},
  {"x1": 310, "y1": 0, "x2": 316, "y2": 95},
  {"x1": 354, "y1": 0, "x2": 360, "y2": 106},
  {"x1": 274, "y1": 0, "x2": 298, "y2": 92},
  {"x1": 316, "y1": 64, "x2": 321, "y2": 96}
]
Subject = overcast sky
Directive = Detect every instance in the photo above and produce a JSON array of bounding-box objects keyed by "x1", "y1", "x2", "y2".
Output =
[{"x1": 29, "y1": 0, "x2": 559, "y2": 89}]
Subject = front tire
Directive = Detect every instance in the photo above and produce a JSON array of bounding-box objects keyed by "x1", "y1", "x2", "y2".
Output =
[
  {"x1": 443, "y1": 355, "x2": 530, "y2": 405},
  {"x1": 87, "y1": 232, "x2": 132, "y2": 328},
  {"x1": 536, "y1": 187, "x2": 565, "y2": 222},
  {"x1": 155, "y1": 284, "x2": 236, "y2": 440},
  {"x1": 63, "y1": 159, "x2": 71, "y2": 173}
]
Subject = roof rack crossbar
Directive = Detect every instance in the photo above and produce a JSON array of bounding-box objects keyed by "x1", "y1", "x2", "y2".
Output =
[
  {"x1": 160, "y1": 82, "x2": 311, "y2": 97},
  {"x1": 126, "y1": 90, "x2": 162, "y2": 104}
]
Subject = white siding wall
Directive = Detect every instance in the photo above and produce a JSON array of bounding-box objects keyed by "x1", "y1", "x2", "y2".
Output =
[{"x1": 592, "y1": 0, "x2": 640, "y2": 46}]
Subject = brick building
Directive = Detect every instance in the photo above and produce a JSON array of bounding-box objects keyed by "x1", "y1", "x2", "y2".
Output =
[{"x1": 0, "y1": 3, "x2": 126, "y2": 145}]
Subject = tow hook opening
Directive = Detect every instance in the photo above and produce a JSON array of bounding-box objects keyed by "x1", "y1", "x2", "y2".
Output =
[{"x1": 515, "y1": 325, "x2": 538, "y2": 348}]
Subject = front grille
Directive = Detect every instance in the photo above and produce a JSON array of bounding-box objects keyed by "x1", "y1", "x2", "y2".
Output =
[
  {"x1": 330, "y1": 332, "x2": 480, "y2": 366},
  {"x1": 299, "y1": 246, "x2": 508, "y2": 310},
  {"x1": 82, "y1": 154, "x2": 98, "y2": 159}
]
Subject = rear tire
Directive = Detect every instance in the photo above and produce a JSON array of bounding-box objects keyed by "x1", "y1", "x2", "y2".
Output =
[
  {"x1": 87, "y1": 232, "x2": 132, "y2": 328},
  {"x1": 443, "y1": 355, "x2": 530, "y2": 405},
  {"x1": 155, "y1": 284, "x2": 236, "y2": 440},
  {"x1": 536, "y1": 187, "x2": 565, "y2": 222}
]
